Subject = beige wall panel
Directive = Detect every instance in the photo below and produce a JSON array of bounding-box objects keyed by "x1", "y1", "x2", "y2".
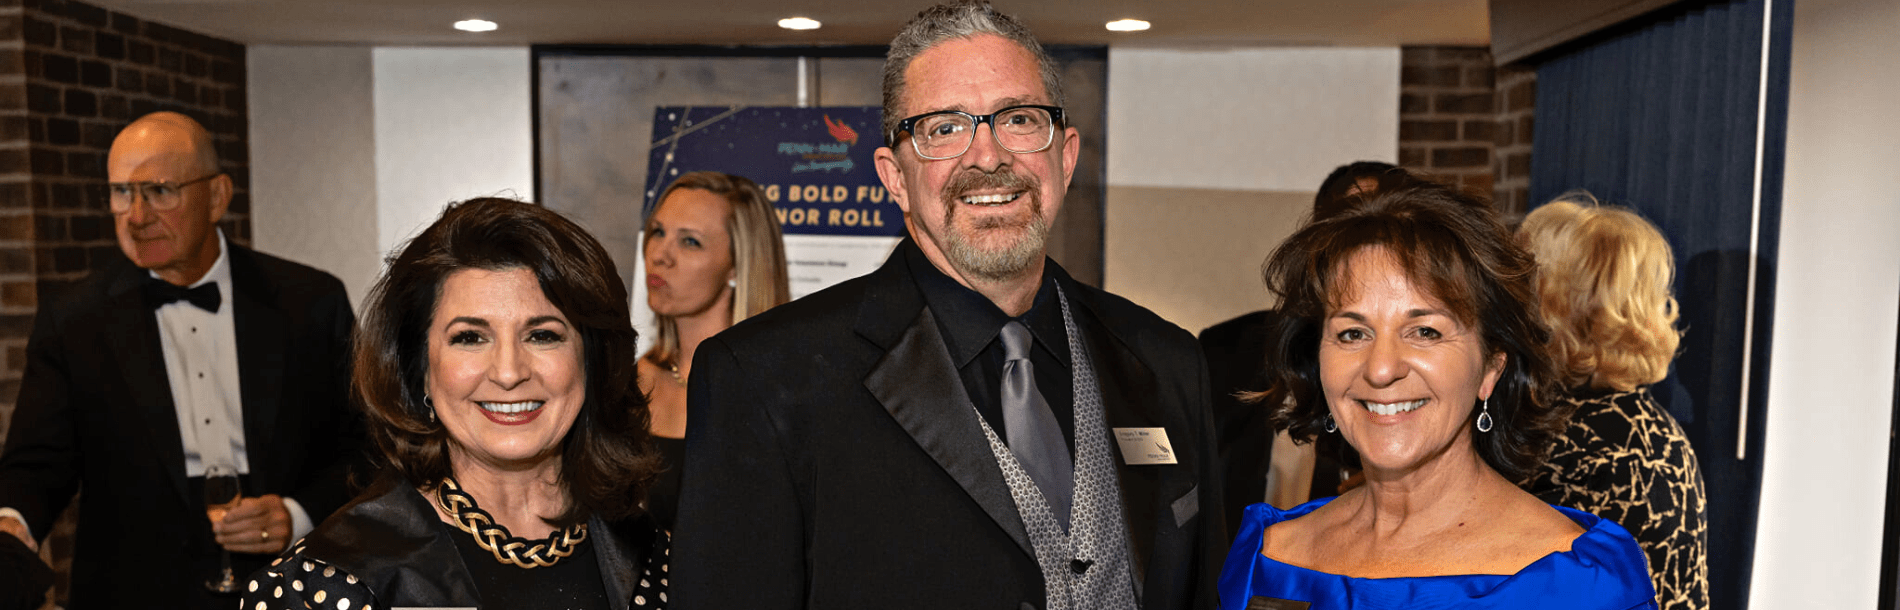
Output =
[
  {"x1": 1104, "y1": 185, "x2": 1312, "y2": 335},
  {"x1": 1753, "y1": 0, "x2": 1900, "y2": 604},
  {"x1": 248, "y1": 46, "x2": 381, "y2": 310},
  {"x1": 1106, "y1": 47, "x2": 1399, "y2": 193},
  {"x1": 372, "y1": 48, "x2": 535, "y2": 260}
]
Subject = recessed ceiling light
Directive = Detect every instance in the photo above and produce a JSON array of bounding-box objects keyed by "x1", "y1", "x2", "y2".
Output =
[
  {"x1": 1105, "y1": 19, "x2": 1151, "y2": 32},
  {"x1": 454, "y1": 19, "x2": 498, "y2": 33},
  {"x1": 778, "y1": 17, "x2": 822, "y2": 30}
]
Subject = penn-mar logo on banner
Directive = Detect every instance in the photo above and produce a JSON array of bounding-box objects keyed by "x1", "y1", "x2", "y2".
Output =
[
  {"x1": 647, "y1": 106, "x2": 900, "y2": 238},
  {"x1": 777, "y1": 118, "x2": 855, "y2": 174}
]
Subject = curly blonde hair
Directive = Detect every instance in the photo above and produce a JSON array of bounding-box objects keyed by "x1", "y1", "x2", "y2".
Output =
[{"x1": 1519, "y1": 192, "x2": 1681, "y2": 392}]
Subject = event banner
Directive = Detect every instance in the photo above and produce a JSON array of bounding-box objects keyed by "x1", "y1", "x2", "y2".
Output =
[{"x1": 646, "y1": 106, "x2": 904, "y2": 299}]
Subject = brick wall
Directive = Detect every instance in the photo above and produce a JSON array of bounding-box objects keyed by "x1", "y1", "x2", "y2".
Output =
[
  {"x1": 0, "y1": 0, "x2": 249, "y2": 604},
  {"x1": 1494, "y1": 64, "x2": 1536, "y2": 213},
  {"x1": 1397, "y1": 45, "x2": 1537, "y2": 217}
]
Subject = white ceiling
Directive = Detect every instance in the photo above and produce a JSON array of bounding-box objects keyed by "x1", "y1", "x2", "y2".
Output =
[{"x1": 77, "y1": 0, "x2": 1490, "y2": 48}]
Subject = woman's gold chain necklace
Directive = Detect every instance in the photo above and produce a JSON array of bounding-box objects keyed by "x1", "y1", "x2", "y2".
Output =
[{"x1": 435, "y1": 476, "x2": 588, "y2": 569}]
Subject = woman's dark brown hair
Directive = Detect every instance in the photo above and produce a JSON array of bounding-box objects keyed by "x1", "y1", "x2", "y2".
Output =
[
  {"x1": 355, "y1": 197, "x2": 658, "y2": 524},
  {"x1": 1261, "y1": 181, "x2": 1566, "y2": 482}
]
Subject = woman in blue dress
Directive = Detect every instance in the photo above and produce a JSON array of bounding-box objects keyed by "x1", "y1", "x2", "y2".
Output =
[{"x1": 1222, "y1": 180, "x2": 1657, "y2": 609}]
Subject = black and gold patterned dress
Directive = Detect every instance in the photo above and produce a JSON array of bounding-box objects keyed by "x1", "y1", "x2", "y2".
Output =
[{"x1": 1526, "y1": 386, "x2": 1709, "y2": 610}]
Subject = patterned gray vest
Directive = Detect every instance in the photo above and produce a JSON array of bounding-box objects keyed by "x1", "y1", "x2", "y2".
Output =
[{"x1": 971, "y1": 286, "x2": 1139, "y2": 610}]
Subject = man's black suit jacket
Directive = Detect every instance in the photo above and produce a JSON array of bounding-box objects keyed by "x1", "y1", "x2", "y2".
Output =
[
  {"x1": 0, "y1": 245, "x2": 358, "y2": 609},
  {"x1": 1199, "y1": 309, "x2": 1355, "y2": 537},
  {"x1": 1198, "y1": 310, "x2": 1279, "y2": 538},
  {"x1": 674, "y1": 241, "x2": 1224, "y2": 610}
]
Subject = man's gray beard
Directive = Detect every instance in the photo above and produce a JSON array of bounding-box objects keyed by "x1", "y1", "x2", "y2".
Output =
[{"x1": 941, "y1": 200, "x2": 1050, "y2": 283}]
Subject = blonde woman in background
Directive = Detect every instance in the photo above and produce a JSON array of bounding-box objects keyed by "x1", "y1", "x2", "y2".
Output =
[
  {"x1": 1519, "y1": 192, "x2": 1709, "y2": 610},
  {"x1": 638, "y1": 171, "x2": 790, "y2": 531}
]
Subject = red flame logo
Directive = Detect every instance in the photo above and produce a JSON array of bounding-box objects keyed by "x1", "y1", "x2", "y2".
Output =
[{"x1": 824, "y1": 114, "x2": 859, "y2": 146}]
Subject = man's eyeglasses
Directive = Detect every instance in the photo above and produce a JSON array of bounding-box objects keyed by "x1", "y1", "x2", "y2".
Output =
[
  {"x1": 890, "y1": 105, "x2": 1064, "y2": 161},
  {"x1": 108, "y1": 173, "x2": 221, "y2": 213}
]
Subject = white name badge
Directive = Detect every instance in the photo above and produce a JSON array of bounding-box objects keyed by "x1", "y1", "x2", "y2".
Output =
[{"x1": 1112, "y1": 427, "x2": 1179, "y2": 465}]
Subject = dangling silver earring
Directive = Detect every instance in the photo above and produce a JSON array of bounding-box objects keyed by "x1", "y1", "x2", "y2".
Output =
[
  {"x1": 1323, "y1": 413, "x2": 1337, "y2": 433},
  {"x1": 1476, "y1": 397, "x2": 1493, "y2": 433},
  {"x1": 423, "y1": 392, "x2": 436, "y2": 422}
]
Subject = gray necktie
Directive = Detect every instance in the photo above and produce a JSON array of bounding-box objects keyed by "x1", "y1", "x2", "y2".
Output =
[{"x1": 1000, "y1": 320, "x2": 1073, "y2": 529}]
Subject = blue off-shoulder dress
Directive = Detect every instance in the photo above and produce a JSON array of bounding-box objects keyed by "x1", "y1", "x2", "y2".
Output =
[{"x1": 1219, "y1": 499, "x2": 1658, "y2": 610}]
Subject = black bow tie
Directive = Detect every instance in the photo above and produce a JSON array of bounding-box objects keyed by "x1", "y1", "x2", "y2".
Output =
[{"x1": 144, "y1": 279, "x2": 221, "y2": 313}]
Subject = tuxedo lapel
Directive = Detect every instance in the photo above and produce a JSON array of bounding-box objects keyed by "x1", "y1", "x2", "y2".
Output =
[
  {"x1": 864, "y1": 306, "x2": 1034, "y2": 557},
  {"x1": 102, "y1": 266, "x2": 191, "y2": 505},
  {"x1": 855, "y1": 249, "x2": 1034, "y2": 557},
  {"x1": 227, "y1": 247, "x2": 288, "y2": 469}
]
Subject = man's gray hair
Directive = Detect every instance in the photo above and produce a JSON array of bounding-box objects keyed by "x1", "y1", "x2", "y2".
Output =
[{"x1": 881, "y1": 1, "x2": 1063, "y2": 147}]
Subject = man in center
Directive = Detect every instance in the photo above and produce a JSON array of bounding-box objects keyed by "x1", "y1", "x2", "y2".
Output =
[{"x1": 672, "y1": 2, "x2": 1223, "y2": 609}]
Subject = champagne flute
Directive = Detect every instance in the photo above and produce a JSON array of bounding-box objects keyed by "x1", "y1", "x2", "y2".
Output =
[{"x1": 203, "y1": 464, "x2": 241, "y2": 594}]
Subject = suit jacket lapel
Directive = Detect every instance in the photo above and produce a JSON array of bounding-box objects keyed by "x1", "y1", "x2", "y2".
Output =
[
  {"x1": 858, "y1": 249, "x2": 1035, "y2": 558},
  {"x1": 1069, "y1": 283, "x2": 1197, "y2": 590},
  {"x1": 103, "y1": 265, "x2": 191, "y2": 505},
  {"x1": 227, "y1": 246, "x2": 288, "y2": 477},
  {"x1": 1081, "y1": 311, "x2": 1160, "y2": 584}
]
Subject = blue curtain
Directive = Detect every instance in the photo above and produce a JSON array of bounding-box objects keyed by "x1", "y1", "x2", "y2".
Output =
[{"x1": 1528, "y1": 1, "x2": 1792, "y2": 608}]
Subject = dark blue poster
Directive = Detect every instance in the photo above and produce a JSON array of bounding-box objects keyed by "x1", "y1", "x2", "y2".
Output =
[{"x1": 645, "y1": 106, "x2": 900, "y2": 238}]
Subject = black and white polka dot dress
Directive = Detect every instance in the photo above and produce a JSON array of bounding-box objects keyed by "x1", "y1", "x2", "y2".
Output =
[
  {"x1": 241, "y1": 528, "x2": 670, "y2": 610},
  {"x1": 241, "y1": 549, "x2": 372, "y2": 610}
]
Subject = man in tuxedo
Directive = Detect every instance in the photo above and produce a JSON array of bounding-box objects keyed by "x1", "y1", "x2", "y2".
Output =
[
  {"x1": 0, "y1": 112, "x2": 357, "y2": 609},
  {"x1": 673, "y1": 3, "x2": 1223, "y2": 609}
]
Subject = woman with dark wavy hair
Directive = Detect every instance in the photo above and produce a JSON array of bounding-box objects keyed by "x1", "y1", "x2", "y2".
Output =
[
  {"x1": 1218, "y1": 182, "x2": 1656, "y2": 609},
  {"x1": 243, "y1": 198, "x2": 668, "y2": 610}
]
